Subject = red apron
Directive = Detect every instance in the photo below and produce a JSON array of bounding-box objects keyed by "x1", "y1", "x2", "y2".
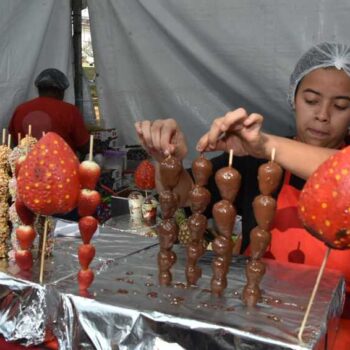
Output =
[{"x1": 268, "y1": 171, "x2": 350, "y2": 348}]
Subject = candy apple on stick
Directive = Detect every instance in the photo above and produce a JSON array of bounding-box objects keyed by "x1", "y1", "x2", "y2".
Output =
[
  {"x1": 17, "y1": 132, "x2": 80, "y2": 283},
  {"x1": 297, "y1": 146, "x2": 350, "y2": 342}
]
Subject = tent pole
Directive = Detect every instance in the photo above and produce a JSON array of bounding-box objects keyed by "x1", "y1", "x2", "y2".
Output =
[{"x1": 72, "y1": 0, "x2": 83, "y2": 112}]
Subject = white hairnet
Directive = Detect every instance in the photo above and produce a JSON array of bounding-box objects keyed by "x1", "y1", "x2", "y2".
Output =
[
  {"x1": 34, "y1": 68, "x2": 70, "y2": 91},
  {"x1": 287, "y1": 42, "x2": 350, "y2": 108}
]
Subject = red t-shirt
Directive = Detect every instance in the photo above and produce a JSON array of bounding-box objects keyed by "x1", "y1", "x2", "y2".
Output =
[{"x1": 9, "y1": 96, "x2": 90, "y2": 151}]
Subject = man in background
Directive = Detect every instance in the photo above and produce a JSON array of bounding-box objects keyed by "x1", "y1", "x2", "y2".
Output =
[{"x1": 9, "y1": 68, "x2": 89, "y2": 155}]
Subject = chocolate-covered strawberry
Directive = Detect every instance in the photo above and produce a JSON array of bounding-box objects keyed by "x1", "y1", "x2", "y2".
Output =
[
  {"x1": 159, "y1": 190, "x2": 178, "y2": 219},
  {"x1": 252, "y1": 195, "x2": 276, "y2": 230},
  {"x1": 187, "y1": 213, "x2": 207, "y2": 242},
  {"x1": 157, "y1": 218, "x2": 178, "y2": 249},
  {"x1": 212, "y1": 199, "x2": 236, "y2": 238},
  {"x1": 215, "y1": 166, "x2": 241, "y2": 203},
  {"x1": 192, "y1": 154, "x2": 213, "y2": 186},
  {"x1": 258, "y1": 161, "x2": 283, "y2": 196},
  {"x1": 159, "y1": 155, "x2": 182, "y2": 190},
  {"x1": 250, "y1": 227, "x2": 271, "y2": 259},
  {"x1": 189, "y1": 185, "x2": 211, "y2": 214}
]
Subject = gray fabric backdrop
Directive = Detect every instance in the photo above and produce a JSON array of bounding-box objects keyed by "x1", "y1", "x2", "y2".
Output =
[{"x1": 88, "y1": 0, "x2": 350, "y2": 161}]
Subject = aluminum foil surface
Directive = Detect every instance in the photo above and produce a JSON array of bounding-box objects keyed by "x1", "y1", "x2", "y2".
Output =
[
  {"x1": 54, "y1": 245, "x2": 345, "y2": 350},
  {"x1": 0, "y1": 220, "x2": 157, "y2": 345}
]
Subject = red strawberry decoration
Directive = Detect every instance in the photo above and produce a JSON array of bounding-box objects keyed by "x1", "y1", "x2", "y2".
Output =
[
  {"x1": 17, "y1": 132, "x2": 80, "y2": 215},
  {"x1": 78, "y1": 216, "x2": 98, "y2": 244},
  {"x1": 15, "y1": 198, "x2": 35, "y2": 225},
  {"x1": 79, "y1": 160, "x2": 101, "y2": 190},
  {"x1": 78, "y1": 268, "x2": 94, "y2": 290},
  {"x1": 78, "y1": 189, "x2": 101, "y2": 217},
  {"x1": 16, "y1": 225, "x2": 36, "y2": 250},
  {"x1": 134, "y1": 160, "x2": 155, "y2": 190},
  {"x1": 15, "y1": 250, "x2": 33, "y2": 270},
  {"x1": 298, "y1": 146, "x2": 350, "y2": 249},
  {"x1": 78, "y1": 244, "x2": 96, "y2": 269}
]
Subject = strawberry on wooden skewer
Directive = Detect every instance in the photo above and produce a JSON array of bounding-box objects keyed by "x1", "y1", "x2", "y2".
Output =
[
  {"x1": 15, "y1": 198, "x2": 35, "y2": 226},
  {"x1": 78, "y1": 244, "x2": 96, "y2": 270},
  {"x1": 15, "y1": 250, "x2": 33, "y2": 271},
  {"x1": 16, "y1": 225, "x2": 36, "y2": 250},
  {"x1": 78, "y1": 189, "x2": 101, "y2": 217},
  {"x1": 78, "y1": 268, "x2": 94, "y2": 290},
  {"x1": 78, "y1": 216, "x2": 98, "y2": 244},
  {"x1": 79, "y1": 160, "x2": 101, "y2": 190}
]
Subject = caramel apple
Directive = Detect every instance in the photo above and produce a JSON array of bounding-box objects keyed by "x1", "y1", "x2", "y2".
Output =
[
  {"x1": 252, "y1": 195, "x2": 276, "y2": 230},
  {"x1": 212, "y1": 199, "x2": 236, "y2": 238},
  {"x1": 215, "y1": 166, "x2": 241, "y2": 203},
  {"x1": 258, "y1": 161, "x2": 283, "y2": 196},
  {"x1": 192, "y1": 154, "x2": 213, "y2": 186},
  {"x1": 159, "y1": 155, "x2": 182, "y2": 190}
]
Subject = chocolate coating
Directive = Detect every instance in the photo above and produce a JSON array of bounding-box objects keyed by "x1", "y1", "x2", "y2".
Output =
[
  {"x1": 215, "y1": 166, "x2": 241, "y2": 203},
  {"x1": 212, "y1": 256, "x2": 230, "y2": 279},
  {"x1": 189, "y1": 185, "x2": 211, "y2": 214},
  {"x1": 159, "y1": 271, "x2": 172, "y2": 286},
  {"x1": 213, "y1": 199, "x2": 236, "y2": 238},
  {"x1": 253, "y1": 195, "x2": 276, "y2": 230},
  {"x1": 186, "y1": 264, "x2": 202, "y2": 285},
  {"x1": 160, "y1": 156, "x2": 182, "y2": 190},
  {"x1": 157, "y1": 218, "x2": 178, "y2": 249},
  {"x1": 245, "y1": 259, "x2": 266, "y2": 285},
  {"x1": 258, "y1": 161, "x2": 283, "y2": 195},
  {"x1": 212, "y1": 235, "x2": 233, "y2": 258},
  {"x1": 242, "y1": 285, "x2": 261, "y2": 306},
  {"x1": 158, "y1": 250, "x2": 176, "y2": 271},
  {"x1": 250, "y1": 226, "x2": 271, "y2": 259},
  {"x1": 159, "y1": 190, "x2": 179, "y2": 219},
  {"x1": 188, "y1": 213, "x2": 207, "y2": 241},
  {"x1": 187, "y1": 242, "x2": 205, "y2": 265},
  {"x1": 192, "y1": 154, "x2": 213, "y2": 186},
  {"x1": 211, "y1": 277, "x2": 227, "y2": 297}
]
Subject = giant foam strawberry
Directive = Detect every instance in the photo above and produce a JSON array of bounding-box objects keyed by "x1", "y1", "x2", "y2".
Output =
[
  {"x1": 134, "y1": 160, "x2": 155, "y2": 190},
  {"x1": 17, "y1": 132, "x2": 80, "y2": 215},
  {"x1": 298, "y1": 146, "x2": 350, "y2": 249}
]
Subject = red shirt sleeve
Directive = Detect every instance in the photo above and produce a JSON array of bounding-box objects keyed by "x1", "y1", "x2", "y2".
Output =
[{"x1": 70, "y1": 106, "x2": 90, "y2": 149}]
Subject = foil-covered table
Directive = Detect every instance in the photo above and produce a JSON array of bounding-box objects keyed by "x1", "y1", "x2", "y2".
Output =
[{"x1": 0, "y1": 221, "x2": 345, "y2": 350}]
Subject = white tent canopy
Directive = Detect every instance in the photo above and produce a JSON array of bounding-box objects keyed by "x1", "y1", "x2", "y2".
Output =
[{"x1": 1, "y1": 0, "x2": 350, "y2": 160}]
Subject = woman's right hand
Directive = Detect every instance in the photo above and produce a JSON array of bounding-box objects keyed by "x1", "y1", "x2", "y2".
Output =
[
  {"x1": 135, "y1": 119, "x2": 188, "y2": 163},
  {"x1": 196, "y1": 108, "x2": 268, "y2": 159}
]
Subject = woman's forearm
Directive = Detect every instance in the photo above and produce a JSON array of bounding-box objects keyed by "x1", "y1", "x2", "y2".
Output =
[{"x1": 262, "y1": 134, "x2": 337, "y2": 179}]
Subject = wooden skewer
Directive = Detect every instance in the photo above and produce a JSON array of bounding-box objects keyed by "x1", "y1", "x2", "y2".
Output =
[
  {"x1": 271, "y1": 148, "x2": 276, "y2": 162},
  {"x1": 28, "y1": 125, "x2": 32, "y2": 137},
  {"x1": 39, "y1": 217, "x2": 49, "y2": 284},
  {"x1": 42, "y1": 131, "x2": 46, "y2": 137},
  {"x1": 17, "y1": 133, "x2": 21, "y2": 145},
  {"x1": 298, "y1": 247, "x2": 331, "y2": 343},
  {"x1": 89, "y1": 134, "x2": 94, "y2": 162},
  {"x1": 7, "y1": 134, "x2": 11, "y2": 149},
  {"x1": 2, "y1": 129, "x2": 6, "y2": 145},
  {"x1": 228, "y1": 149, "x2": 233, "y2": 167}
]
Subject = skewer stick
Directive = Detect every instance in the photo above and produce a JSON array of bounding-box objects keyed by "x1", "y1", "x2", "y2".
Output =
[
  {"x1": 39, "y1": 217, "x2": 49, "y2": 284},
  {"x1": 28, "y1": 125, "x2": 32, "y2": 137},
  {"x1": 7, "y1": 134, "x2": 11, "y2": 148},
  {"x1": 228, "y1": 149, "x2": 234, "y2": 167},
  {"x1": 2, "y1": 129, "x2": 5, "y2": 145},
  {"x1": 42, "y1": 131, "x2": 46, "y2": 137},
  {"x1": 89, "y1": 134, "x2": 94, "y2": 162},
  {"x1": 271, "y1": 148, "x2": 276, "y2": 162},
  {"x1": 18, "y1": 133, "x2": 21, "y2": 145},
  {"x1": 298, "y1": 247, "x2": 331, "y2": 342}
]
